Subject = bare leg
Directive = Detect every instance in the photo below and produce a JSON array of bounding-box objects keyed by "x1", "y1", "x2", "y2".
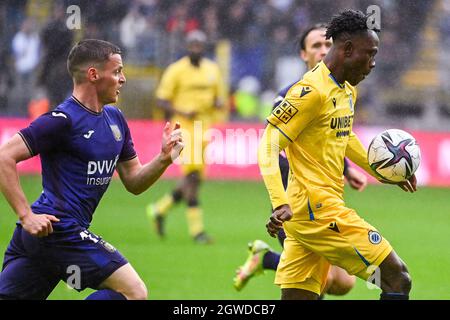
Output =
[
  {"x1": 281, "y1": 288, "x2": 319, "y2": 300},
  {"x1": 182, "y1": 171, "x2": 201, "y2": 204},
  {"x1": 98, "y1": 263, "x2": 148, "y2": 300},
  {"x1": 324, "y1": 266, "x2": 355, "y2": 296},
  {"x1": 378, "y1": 250, "x2": 411, "y2": 296}
]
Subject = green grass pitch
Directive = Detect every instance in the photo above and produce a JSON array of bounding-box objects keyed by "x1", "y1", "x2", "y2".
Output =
[{"x1": 0, "y1": 175, "x2": 449, "y2": 300}]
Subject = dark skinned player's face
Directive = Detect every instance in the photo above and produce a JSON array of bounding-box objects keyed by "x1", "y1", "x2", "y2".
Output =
[
  {"x1": 188, "y1": 41, "x2": 204, "y2": 63},
  {"x1": 343, "y1": 30, "x2": 379, "y2": 86}
]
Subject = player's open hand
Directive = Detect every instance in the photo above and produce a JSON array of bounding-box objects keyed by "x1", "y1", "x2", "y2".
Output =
[
  {"x1": 345, "y1": 167, "x2": 368, "y2": 191},
  {"x1": 266, "y1": 204, "x2": 293, "y2": 238},
  {"x1": 379, "y1": 174, "x2": 417, "y2": 193},
  {"x1": 161, "y1": 122, "x2": 184, "y2": 164},
  {"x1": 20, "y1": 212, "x2": 60, "y2": 237}
]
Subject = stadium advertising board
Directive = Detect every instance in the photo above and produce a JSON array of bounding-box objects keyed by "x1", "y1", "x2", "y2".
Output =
[{"x1": 1, "y1": 118, "x2": 448, "y2": 186}]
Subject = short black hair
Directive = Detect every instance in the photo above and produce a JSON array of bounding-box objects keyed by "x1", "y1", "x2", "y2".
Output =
[
  {"x1": 297, "y1": 23, "x2": 327, "y2": 51},
  {"x1": 325, "y1": 9, "x2": 379, "y2": 41},
  {"x1": 67, "y1": 39, "x2": 122, "y2": 82}
]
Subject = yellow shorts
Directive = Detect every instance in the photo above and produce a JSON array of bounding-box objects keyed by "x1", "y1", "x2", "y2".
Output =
[
  {"x1": 175, "y1": 118, "x2": 210, "y2": 176},
  {"x1": 275, "y1": 206, "x2": 392, "y2": 295}
]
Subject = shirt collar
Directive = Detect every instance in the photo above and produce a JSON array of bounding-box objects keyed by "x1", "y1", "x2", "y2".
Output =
[{"x1": 320, "y1": 61, "x2": 345, "y2": 89}]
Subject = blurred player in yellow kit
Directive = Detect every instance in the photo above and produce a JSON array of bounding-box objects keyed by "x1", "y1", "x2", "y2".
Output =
[
  {"x1": 146, "y1": 30, "x2": 225, "y2": 244},
  {"x1": 234, "y1": 24, "x2": 368, "y2": 297},
  {"x1": 259, "y1": 10, "x2": 416, "y2": 300}
]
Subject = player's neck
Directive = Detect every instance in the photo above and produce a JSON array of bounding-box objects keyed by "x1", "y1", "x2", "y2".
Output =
[
  {"x1": 323, "y1": 55, "x2": 345, "y2": 85},
  {"x1": 72, "y1": 86, "x2": 104, "y2": 113}
]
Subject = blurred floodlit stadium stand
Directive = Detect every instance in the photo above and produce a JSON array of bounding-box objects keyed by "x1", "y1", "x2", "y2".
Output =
[{"x1": 0, "y1": 0, "x2": 449, "y2": 131}]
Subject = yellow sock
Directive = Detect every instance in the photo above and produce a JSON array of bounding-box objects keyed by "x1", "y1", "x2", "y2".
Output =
[
  {"x1": 186, "y1": 207, "x2": 204, "y2": 237},
  {"x1": 155, "y1": 194, "x2": 174, "y2": 216}
]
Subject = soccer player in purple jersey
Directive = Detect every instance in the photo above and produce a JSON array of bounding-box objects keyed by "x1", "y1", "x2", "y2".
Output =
[{"x1": 0, "y1": 39, "x2": 183, "y2": 300}]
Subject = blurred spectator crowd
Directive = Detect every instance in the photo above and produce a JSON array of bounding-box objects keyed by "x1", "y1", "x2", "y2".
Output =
[{"x1": 1, "y1": 0, "x2": 446, "y2": 128}]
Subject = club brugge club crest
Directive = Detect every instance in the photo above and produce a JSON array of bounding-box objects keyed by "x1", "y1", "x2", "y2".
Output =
[
  {"x1": 110, "y1": 125, "x2": 122, "y2": 141},
  {"x1": 368, "y1": 230, "x2": 382, "y2": 244}
]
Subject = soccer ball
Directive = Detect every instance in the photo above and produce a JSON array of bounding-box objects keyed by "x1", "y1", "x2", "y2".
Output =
[{"x1": 367, "y1": 129, "x2": 421, "y2": 182}]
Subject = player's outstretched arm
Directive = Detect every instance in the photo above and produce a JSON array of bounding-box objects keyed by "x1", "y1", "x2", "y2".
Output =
[
  {"x1": 117, "y1": 122, "x2": 184, "y2": 195},
  {"x1": 258, "y1": 124, "x2": 293, "y2": 237},
  {"x1": 346, "y1": 131, "x2": 375, "y2": 176},
  {"x1": 346, "y1": 132, "x2": 416, "y2": 193},
  {"x1": 0, "y1": 134, "x2": 60, "y2": 237}
]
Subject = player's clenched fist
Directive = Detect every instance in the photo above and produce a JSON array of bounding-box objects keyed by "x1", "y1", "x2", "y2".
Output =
[
  {"x1": 20, "y1": 212, "x2": 60, "y2": 237},
  {"x1": 266, "y1": 204, "x2": 293, "y2": 238}
]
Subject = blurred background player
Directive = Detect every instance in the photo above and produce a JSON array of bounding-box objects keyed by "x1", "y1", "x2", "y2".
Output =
[
  {"x1": 234, "y1": 23, "x2": 368, "y2": 296},
  {"x1": 146, "y1": 30, "x2": 225, "y2": 244},
  {"x1": 0, "y1": 39, "x2": 184, "y2": 300}
]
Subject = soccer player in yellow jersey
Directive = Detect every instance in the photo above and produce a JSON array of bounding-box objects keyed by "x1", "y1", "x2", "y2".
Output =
[
  {"x1": 234, "y1": 23, "x2": 368, "y2": 296},
  {"x1": 259, "y1": 10, "x2": 416, "y2": 300},
  {"x1": 146, "y1": 30, "x2": 225, "y2": 244}
]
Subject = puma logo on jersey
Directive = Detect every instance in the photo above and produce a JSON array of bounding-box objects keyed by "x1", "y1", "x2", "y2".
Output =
[
  {"x1": 83, "y1": 130, "x2": 95, "y2": 139},
  {"x1": 52, "y1": 112, "x2": 67, "y2": 119}
]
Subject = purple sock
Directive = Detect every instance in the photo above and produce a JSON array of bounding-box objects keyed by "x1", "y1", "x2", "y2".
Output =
[
  {"x1": 85, "y1": 289, "x2": 127, "y2": 300},
  {"x1": 262, "y1": 251, "x2": 281, "y2": 271}
]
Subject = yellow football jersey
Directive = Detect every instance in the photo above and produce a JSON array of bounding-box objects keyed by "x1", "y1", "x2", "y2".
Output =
[
  {"x1": 260, "y1": 61, "x2": 372, "y2": 220},
  {"x1": 156, "y1": 56, "x2": 224, "y2": 122}
]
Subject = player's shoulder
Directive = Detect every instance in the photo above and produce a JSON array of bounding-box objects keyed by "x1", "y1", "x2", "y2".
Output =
[
  {"x1": 291, "y1": 62, "x2": 335, "y2": 100},
  {"x1": 164, "y1": 57, "x2": 188, "y2": 73},
  {"x1": 49, "y1": 98, "x2": 75, "y2": 122},
  {"x1": 27, "y1": 100, "x2": 73, "y2": 133},
  {"x1": 286, "y1": 79, "x2": 323, "y2": 103},
  {"x1": 201, "y1": 57, "x2": 219, "y2": 68},
  {"x1": 174, "y1": 56, "x2": 194, "y2": 68},
  {"x1": 273, "y1": 82, "x2": 296, "y2": 107},
  {"x1": 302, "y1": 63, "x2": 328, "y2": 88},
  {"x1": 56, "y1": 96, "x2": 98, "y2": 120},
  {"x1": 104, "y1": 105, "x2": 126, "y2": 119}
]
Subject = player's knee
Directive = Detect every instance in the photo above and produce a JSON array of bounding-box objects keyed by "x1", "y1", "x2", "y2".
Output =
[
  {"x1": 186, "y1": 171, "x2": 201, "y2": 185},
  {"x1": 281, "y1": 288, "x2": 319, "y2": 300},
  {"x1": 123, "y1": 280, "x2": 148, "y2": 300},
  {"x1": 398, "y1": 266, "x2": 412, "y2": 293},
  {"x1": 327, "y1": 275, "x2": 355, "y2": 296},
  {"x1": 382, "y1": 256, "x2": 412, "y2": 293}
]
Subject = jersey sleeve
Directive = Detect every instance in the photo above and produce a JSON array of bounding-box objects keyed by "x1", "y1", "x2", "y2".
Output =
[
  {"x1": 155, "y1": 64, "x2": 178, "y2": 101},
  {"x1": 18, "y1": 111, "x2": 72, "y2": 156},
  {"x1": 117, "y1": 111, "x2": 137, "y2": 162},
  {"x1": 258, "y1": 124, "x2": 292, "y2": 209},
  {"x1": 266, "y1": 85, "x2": 322, "y2": 142},
  {"x1": 345, "y1": 131, "x2": 376, "y2": 178}
]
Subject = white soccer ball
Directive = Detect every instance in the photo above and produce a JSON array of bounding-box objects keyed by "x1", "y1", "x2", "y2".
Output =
[{"x1": 367, "y1": 129, "x2": 421, "y2": 182}]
